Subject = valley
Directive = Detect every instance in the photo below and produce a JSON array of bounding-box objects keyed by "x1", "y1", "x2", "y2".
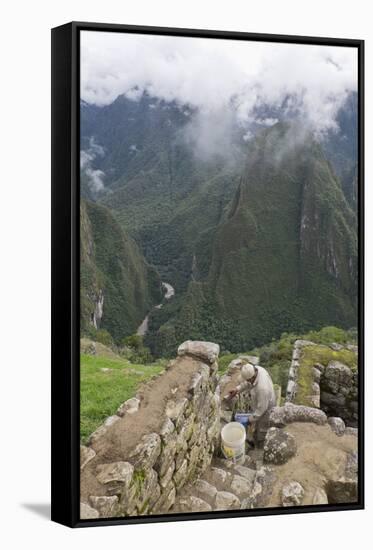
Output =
[
  {"x1": 137, "y1": 281, "x2": 175, "y2": 336},
  {"x1": 78, "y1": 32, "x2": 360, "y2": 520},
  {"x1": 80, "y1": 93, "x2": 358, "y2": 358}
]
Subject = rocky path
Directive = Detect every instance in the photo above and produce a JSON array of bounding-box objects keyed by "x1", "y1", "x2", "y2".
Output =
[
  {"x1": 170, "y1": 355, "x2": 266, "y2": 514},
  {"x1": 169, "y1": 417, "x2": 358, "y2": 513},
  {"x1": 170, "y1": 450, "x2": 264, "y2": 513}
]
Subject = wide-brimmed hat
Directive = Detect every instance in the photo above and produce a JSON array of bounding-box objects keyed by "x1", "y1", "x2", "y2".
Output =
[{"x1": 241, "y1": 363, "x2": 256, "y2": 381}]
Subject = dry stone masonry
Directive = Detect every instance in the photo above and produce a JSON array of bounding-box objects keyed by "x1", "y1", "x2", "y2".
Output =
[
  {"x1": 80, "y1": 339, "x2": 359, "y2": 518},
  {"x1": 170, "y1": 454, "x2": 274, "y2": 512},
  {"x1": 285, "y1": 340, "x2": 358, "y2": 427},
  {"x1": 169, "y1": 340, "x2": 359, "y2": 512},
  {"x1": 286, "y1": 340, "x2": 320, "y2": 406},
  {"x1": 80, "y1": 341, "x2": 221, "y2": 519},
  {"x1": 320, "y1": 361, "x2": 358, "y2": 425}
]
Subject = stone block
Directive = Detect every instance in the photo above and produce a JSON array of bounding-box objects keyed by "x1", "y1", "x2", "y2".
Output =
[
  {"x1": 159, "y1": 417, "x2": 176, "y2": 445},
  {"x1": 263, "y1": 427, "x2": 297, "y2": 465},
  {"x1": 80, "y1": 502, "x2": 99, "y2": 519},
  {"x1": 215, "y1": 491, "x2": 240, "y2": 510},
  {"x1": 96, "y1": 461, "x2": 134, "y2": 488},
  {"x1": 178, "y1": 496, "x2": 212, "y2": 512},
  {"x1": 89, "y1": 495, "x2": 118, "y2": 518},
  {"x1": 281, "y1": 481, "x2": 304, "y2": 507},
  {"x1": 328, "y1": 417, "x2": 346, "y2": 436},
  {"x1": 269, "y1": 403, "x2": 327, "y2": 427},
  {"x1": 129, "y1": 433, "x2": 161, "y2": 471},
  {"x1": 173, "y1": 459, "x2": 188, "y2": 489},
  {"x1": 194, "y1": 479, "x2": 217, "y2": 502},
  {"x1": 166, "y1": 398, "x2": 188, "y2": 429},
  {"x1": 160, "y1": 461, "x2": 176, "y2": 489},
  {"x1": 231, "y1": 474, "x2": 254, "y2": 497},
  {"x1": 80, "y1": 445, "x2": 96, "y2": 471},
  {"x1": 116, "y1": 397, "x2": 140, "y2": 417},
  {"x1": 312, "y1": 487, "x2": 328, "y2": 505},
  {"x1": 178, "y1": 340, "x2": 220, "y2": 364}
]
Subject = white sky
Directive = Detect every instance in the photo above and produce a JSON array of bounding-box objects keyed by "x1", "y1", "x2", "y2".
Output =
[{"x1": 81, "y1": 31, "x2": 358, "y2": 134}]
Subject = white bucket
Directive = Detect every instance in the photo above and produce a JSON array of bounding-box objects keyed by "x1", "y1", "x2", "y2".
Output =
[{"x1": 221, "y1": 421, "x2": 246, "y2": 464}]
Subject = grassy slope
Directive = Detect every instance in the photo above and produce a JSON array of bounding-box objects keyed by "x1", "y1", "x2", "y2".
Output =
[{"x1": 80, "y1": 353, "x2": 165, "y2": 443}]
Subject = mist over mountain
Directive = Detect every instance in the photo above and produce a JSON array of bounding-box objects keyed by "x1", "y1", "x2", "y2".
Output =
[
  {"x1": 80, "y1": 90, "x2": 358, "y2": 355},
  {"x1": 322, "y1": 91, "x2": 358, "y2": 209},
  {"x1": 153, "y1": 122, "x2": 357, "y2": 354}
]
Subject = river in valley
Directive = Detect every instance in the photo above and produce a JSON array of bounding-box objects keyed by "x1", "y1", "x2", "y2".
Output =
[{"x1": 137, "y1": 281, "x2": 175, "y2": 336}]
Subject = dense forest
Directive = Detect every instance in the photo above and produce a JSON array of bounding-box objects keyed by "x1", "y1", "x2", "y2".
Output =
[{"x1": 80, "y1": 92, "x2": 358, "y2": 358}]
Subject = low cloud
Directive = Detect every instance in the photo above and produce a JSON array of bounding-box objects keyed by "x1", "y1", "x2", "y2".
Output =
[
  {"x1": 81, "y1": 32, "x2": 357, "y2": 159},
  {"x1": 80, "y1": 137, "x2": 106, "y2": 193},
  {"x1": 256, "y1": 117, "x2": 279, "y2": 127},
  {"x1": 183, "y1": 106, "x2": 237, "y2": 161}
]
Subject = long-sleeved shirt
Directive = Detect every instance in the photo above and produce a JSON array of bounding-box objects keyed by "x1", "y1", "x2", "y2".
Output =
[{"x1": 237, "y1": 365, "x2": 276, "y2": 421}]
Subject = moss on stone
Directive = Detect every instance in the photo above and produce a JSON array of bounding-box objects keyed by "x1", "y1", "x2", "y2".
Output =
[
  {"x1": 137, "y1": 499, "x2": 150, "y2": 515},
  {"x1": 293, "y1": 358, "x2": 315, "y2": 407},
  {"x1": 294, "y1": 345, "x2": 357, "y2": 406},
  {"x1": 132, "y1": 469, "x2": 146, "y2": 495},
  {"x1": 301, "y1": 345, "x2": 357, "y2": 372}
]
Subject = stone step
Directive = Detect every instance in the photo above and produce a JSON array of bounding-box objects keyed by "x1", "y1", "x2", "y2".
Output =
[{"x1": 170, "y1": 411, "x2": 262, "y2": 514}]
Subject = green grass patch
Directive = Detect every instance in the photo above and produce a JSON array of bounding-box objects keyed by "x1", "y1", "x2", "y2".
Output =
[
  {"x1": 80, "y1": 353, "x2": 165, "y2": 443},
  {"x1": 218, "y1": 353, "x2": 238, "y2": 373},
  {"x1": 301, "y1": 344, "x2": 357, "y2": 371},
  {"x1": 294, "y1": 344, "x2": 358, "y2": 406}
]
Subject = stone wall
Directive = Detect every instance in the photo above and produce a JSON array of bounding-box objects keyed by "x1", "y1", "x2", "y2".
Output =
[
  {"x1": 80, "y1": 341, "x2": 221, "y2": 519},
  {"x1": 285, "y1": 340, "x2": 358, "y2": 427},
  {"x1": 285, "y1": 340, "x2": 320, "y2": 406},
  {"x1": 319, "y1": 361, "x2": 358, "y2": 426}
]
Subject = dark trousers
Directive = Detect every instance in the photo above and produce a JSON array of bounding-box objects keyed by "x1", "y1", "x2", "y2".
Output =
[{"x1": 247, "y1": 408, "x2": 273, "y2": 446}]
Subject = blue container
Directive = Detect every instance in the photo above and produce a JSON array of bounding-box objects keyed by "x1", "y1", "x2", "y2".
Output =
[{"x1": 234, "y1": 413, "x2": 250, "y2": 427}]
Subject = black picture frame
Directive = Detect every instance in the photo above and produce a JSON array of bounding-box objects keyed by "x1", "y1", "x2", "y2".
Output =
[{"x1": 51, "y1": 21, "x2": 365, "y2": 528}]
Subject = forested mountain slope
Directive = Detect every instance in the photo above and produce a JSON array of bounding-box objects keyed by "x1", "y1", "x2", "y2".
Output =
[
  {"x1": 80, "y1": 96, "x2": 357, "y2": 356},
  {"x1": 80, "y1": 199, "x2": 162, "y2": 342},
  {"x1": 147, "y1": 123, "x2": 357, "y2": 355}
]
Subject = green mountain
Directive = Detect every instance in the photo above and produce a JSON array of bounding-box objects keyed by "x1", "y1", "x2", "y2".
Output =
[
  {"x1": 83, "y1": 95, "x2": 246, "y2": 292},
  {"x1": 81, "y1": 95, "x2": 358, "y2": 357},
  {"x1": 146, "y1": 123, "x2": 357, "y2": 355},
  {"x1": 322, "y1": 92, "x2": 358, "y2": 210},
  {"x1": 80, "y1": 199, "x2": 162, "y2": 342}
]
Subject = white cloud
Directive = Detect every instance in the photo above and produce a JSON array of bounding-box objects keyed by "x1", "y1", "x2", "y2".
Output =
[
  {"x1": 81, "y1": 30, "x2": 357, "y2": 137},
  {"x1": 256, "y1": 117, "x2": 279, "y2": 127},
  {"x1": 243, "y1": 130, "x2": 254, "y2": 142},
  {"x1": 80, "y1": 137, "x2": 106, "y2": 193}
]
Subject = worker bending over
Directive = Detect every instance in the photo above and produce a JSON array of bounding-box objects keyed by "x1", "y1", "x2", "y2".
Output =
[{"x1": 229, "y1": 363, "x2": 276, "y2": 447}]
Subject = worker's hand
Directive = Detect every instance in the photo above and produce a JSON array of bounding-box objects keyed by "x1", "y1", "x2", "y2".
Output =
[{"x1": 228, "y1": 389, "x2": 239, "y2": 399}]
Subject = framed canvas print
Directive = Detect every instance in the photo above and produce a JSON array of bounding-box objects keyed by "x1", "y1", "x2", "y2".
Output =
[{"x1": 51, "y1": 22, "x2": 364, "y2": 527}]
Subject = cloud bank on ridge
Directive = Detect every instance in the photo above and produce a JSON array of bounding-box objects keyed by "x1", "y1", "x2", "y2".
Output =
[{"x1": 81, "y1": 31, "x2": 357, "y2": 138}]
